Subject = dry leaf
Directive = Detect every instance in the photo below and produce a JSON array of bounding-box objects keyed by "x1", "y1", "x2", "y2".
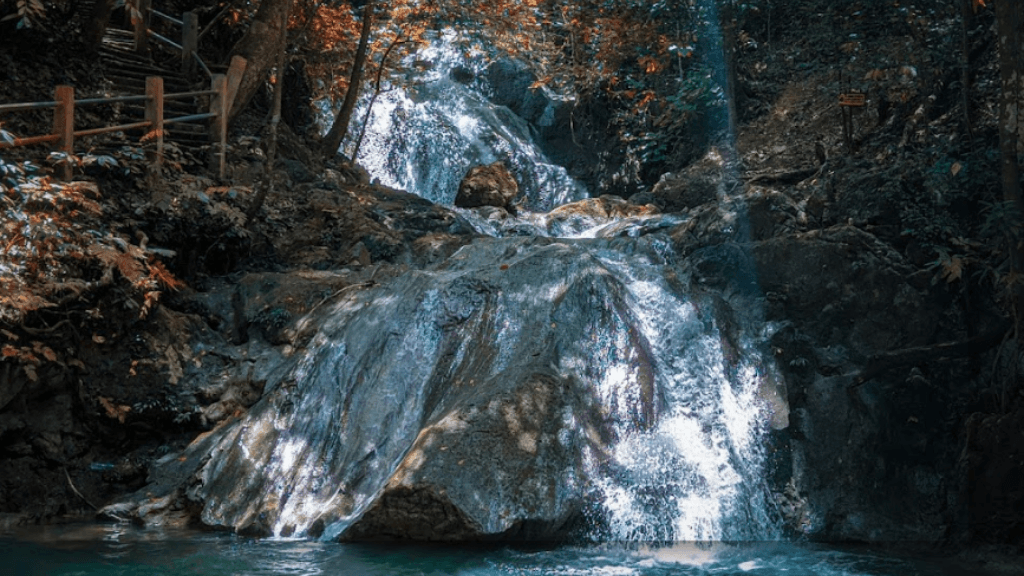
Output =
[
  {"x1": 943, "y1": 255, "x2": 965, "y2": 283},
  {"x1": 99, "y1": 397, "x2": 131, "y2": 423},
  {"x1": 950, "y1": 162, "x2": 962, "y2": 176},
  {"x1": 23, "y1": 364, "x2": 38, "y2": 382}
]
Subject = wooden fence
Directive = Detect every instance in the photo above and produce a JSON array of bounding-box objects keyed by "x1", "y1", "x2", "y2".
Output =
[
  {"x1": 0, "y1": 2, "x2": 246, "y2": 179},
  {"x1": 0, "y1": 68, "x2": 243, "y2": 179},
  {"x1": 134, "y1": 0, "x2": 223, "y2": 79}
]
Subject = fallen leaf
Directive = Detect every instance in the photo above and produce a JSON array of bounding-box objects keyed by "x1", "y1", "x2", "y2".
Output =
[{"x1": 99, "y1": 397, "x2": 131, "y2": 423}]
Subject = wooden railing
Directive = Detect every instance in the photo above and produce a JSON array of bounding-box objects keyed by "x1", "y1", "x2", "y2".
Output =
[
  {"x1": 129, "y1": 0, "x2": 221, "y2": 80},
  {"x1": 0, "y1": 73, "x2": 236, "y2": 179}
]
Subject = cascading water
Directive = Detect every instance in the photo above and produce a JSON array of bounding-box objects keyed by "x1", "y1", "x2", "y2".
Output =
[
  {"x1": 345, "y1": 38, "x2": 588, "y2": 211},
  {"x1": 175, "y1": 29, "x2": 786, "y2": 544},
  {"x1": 184, "y1": 231, "x2": 785, "y2": 542}
]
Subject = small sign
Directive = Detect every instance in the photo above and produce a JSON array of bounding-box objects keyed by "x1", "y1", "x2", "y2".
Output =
[{"x1": 839, "y1": 93, "x2": 866, "y2": 107}]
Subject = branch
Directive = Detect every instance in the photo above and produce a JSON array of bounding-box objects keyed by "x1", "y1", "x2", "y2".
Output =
[
  {"x1": 20, "y1": 318, "x2": 71, "y2": 336},
  {"x1": 849, "y1": 319, "x2": 1011, "y2": 388},
  {"x1": 744, "y1": 167, "x2": 819, "y2": 186},
  {"x1": 64, "y1": 467, "x2": 99, "y2": 511}
]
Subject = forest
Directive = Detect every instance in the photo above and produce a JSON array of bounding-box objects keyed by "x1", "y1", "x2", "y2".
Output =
[{"x1": 0, "y1": 0, "x2": 1023, "y2": 570}]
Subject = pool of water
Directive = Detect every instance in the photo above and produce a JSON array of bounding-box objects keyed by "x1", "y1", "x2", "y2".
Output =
[{"x1": 1, "y1": 523, "x2": 1013, "y2": 576}]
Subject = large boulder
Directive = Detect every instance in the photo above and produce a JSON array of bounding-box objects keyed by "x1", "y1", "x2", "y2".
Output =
[
  {"x1": 650, "y1": 150, "x2": 739, "y2": 212},
  {"x1": 454, "y1": 162, "x2": 520, "y2": 211},
  {"x1": 104, "y1": 235, "x2": 784, "y2": 542}
]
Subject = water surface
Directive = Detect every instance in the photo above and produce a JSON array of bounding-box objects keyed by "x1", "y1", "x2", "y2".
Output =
[{"x1": 1, "y1": 524, "x2": 1001, "y2": 576}]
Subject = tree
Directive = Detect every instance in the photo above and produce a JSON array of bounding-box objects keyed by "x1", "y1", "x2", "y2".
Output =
[
  {"x1": 321, "y1": 0, "x2": 375, "y2": 158},
  {"x1": 247, "y1": 0, "x2": 290, "y2": 220},
  {"x1": 992, "y1": 0, "x2": 1024, "y2": 333},
  {"x1": 227, "y1": 0, "x2": 291, "y2": 125},
  {"x1": 993, "y1": 0, "x2": 1022, "y2": 218}
]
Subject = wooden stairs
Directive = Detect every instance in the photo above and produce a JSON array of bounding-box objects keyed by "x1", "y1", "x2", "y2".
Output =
[{"x1": 97, "y1": 20, "x2": 211, "y2": 154}]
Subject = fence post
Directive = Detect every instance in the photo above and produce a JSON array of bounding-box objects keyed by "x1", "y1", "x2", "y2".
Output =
[
  {"x1": 134, "y1": 0, "x2": 151, "y2": 56},
  {"x1": 182, "y1": 11, "x2": 198, "y2": 77},
  {"x1": 224, "y1": 55, "x2": 247, "y2": 119},
  {"x1": 210, "y1": 74, "x2": 228, "y2": 179},
  {"x1": 145, "y1": 76, "x2": 164, "y2": 177},
  {"x1": 53, "y1": 85, "x2": 74, "y2": 180}
]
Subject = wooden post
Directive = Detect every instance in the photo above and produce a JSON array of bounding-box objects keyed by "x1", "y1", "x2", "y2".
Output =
[
  {"x1": 224, "y1": 55, "x2": 247, "y2": 119},
  {"x1": 53, "y1": 85, "x2": 74, "y2": 180},
  {"x1": 134, "y1": 0, "x2": 151, "y2": 56},
  {"x1": 145, "y1": 76, "x2": 164, "y2": 176},
  {"x1": 210, "y1": 74, "x2": 228, "y2": 179},
  {"x1": 182, "y1": 11, "x2": 198, "y2": 77},
  {"x1": 839, "y1": 93, "x2": 865, "y2": 151}
]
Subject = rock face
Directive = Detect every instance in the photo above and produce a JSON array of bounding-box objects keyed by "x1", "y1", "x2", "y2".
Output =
[
  {"x1": 454, "y1": 162, "x2": 520, "y2": 211},
  {"x1": 341, "y1": 371, "x2": 594, "y2": 541},
  {"x1": 109, "y1": 233, "x2": 785, "y2": 543},
  {"x1": 650, "y1": 151, "x2": 738, "y2": 212}
]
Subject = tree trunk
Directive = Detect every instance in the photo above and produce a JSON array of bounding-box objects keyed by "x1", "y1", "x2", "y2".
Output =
[
  {"x1": 321, "y1": 0, "x2": 375, "y2": 158},
  {"x1": 718, "y1": 0, "x2": 740, "y2": 143},
  {"x1": 959, "y1": 0, "x2": 974, "y2": 140},
  {"x1": 995, "y1": 0, "x2": 1022, "y2": 216},
  {"x1": 994, "y1": 0, "x2": 1024, "y2": 336},
  {"x1": 352, "y1": 34, "x2": 404, "y2": 161},
  {"x1": 247, "y1": 3, "x2": 290, "y2": 222},
  {"x1": 84, "y1": 0, "x2": 114, "y2": 52},
  {"x1": 227, "y1": 0, "x2": 291, "y2": 125}
]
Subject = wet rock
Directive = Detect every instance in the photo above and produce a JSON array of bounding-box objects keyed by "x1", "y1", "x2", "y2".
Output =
[
  {"x1": 483, "y1": 59, "x2": 554, "y2": 126},
  {"x1": 454, "y1": 162, "x2": 520, "y2": 211},
  {"x1": 547, "y1": 195, "x2": 658, "y2": 221},
  {"x1": 111, "y1": 236, "x2": 776, "y2": 542},
  {"x1": 651, "y1": 151, "x2": 739, "y2": 212},
  {"x1": 343, "y1": 372, "x2": 588, "y2": 542}
]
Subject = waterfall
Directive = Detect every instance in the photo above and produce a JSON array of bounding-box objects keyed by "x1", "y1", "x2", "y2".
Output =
[
  {"x1": 186, "y1": 229, "x2": 784, "y2": 542},
  {"x1": 184, "y1": 34, "x2": 785, "y2": 544},
  {"x1": 344, "y1": 39, "x2": 589, "y2": 212}
]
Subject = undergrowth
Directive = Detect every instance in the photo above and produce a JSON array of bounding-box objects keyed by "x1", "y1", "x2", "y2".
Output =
[{"x1": 0, "y1": 152, "x2": 182, "y2": 380}]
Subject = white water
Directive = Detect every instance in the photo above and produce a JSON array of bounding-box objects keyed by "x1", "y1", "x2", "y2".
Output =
[
  {"x1": 346, "y1": 39, "x2": 588, "y2": 211},
  {"x1": 244, "y1": 31, "x2": 786, "y2": 542}
]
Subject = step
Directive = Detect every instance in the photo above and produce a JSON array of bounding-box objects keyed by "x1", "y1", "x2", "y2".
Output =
[
  {"x1": 104, "y1": 28, "x2": 134, "y2": 38},
  {"x1": 106, "y1": 76, "x2": 193, "y2": 91},
  {"x1": 99, "y1": 47, "x2": 155, "y2": 66},
  {"x1": 108, "y1": 75, "x2": 194, "y2": 93},
  {"x1": 106, "y1": 59, "x2": 177, "y2": 76}
]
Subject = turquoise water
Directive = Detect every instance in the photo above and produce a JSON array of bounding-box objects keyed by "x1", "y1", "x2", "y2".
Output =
[{"x1": 0, "y1": 524, "x2": 1002, "y2": 575}]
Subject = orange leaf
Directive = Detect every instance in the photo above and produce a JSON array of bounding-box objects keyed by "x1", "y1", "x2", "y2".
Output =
[{"x1": 99, "y1": 397, "x2": 131, "y2": 423}]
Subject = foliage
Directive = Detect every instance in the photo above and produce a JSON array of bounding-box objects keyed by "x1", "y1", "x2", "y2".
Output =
[
  {"x1": 0, "y1": 152, "x2": 183, "y2": 335},
  {"x1": 0, "y1": 0, "x2": 45, "y2": 29}
]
